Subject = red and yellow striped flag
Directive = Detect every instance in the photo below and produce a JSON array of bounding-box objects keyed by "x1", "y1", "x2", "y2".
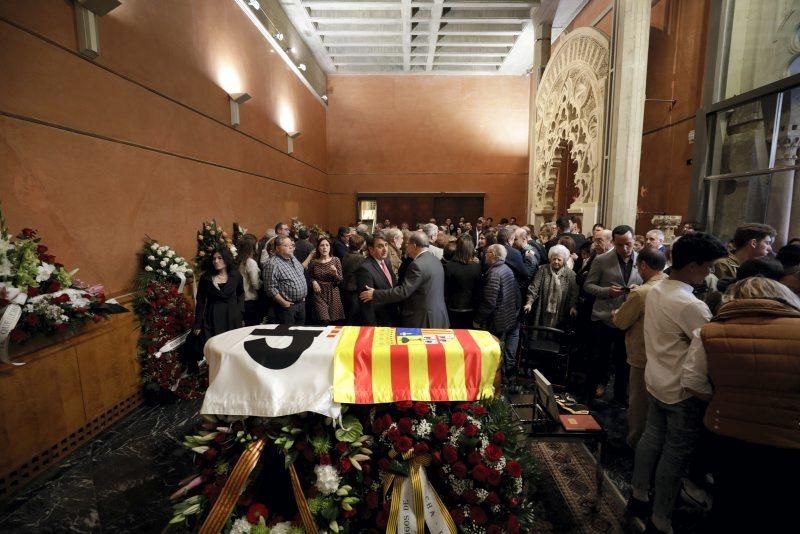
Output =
[{"x1": 332, "y1": 327, "x2": 501, "y2": 404}]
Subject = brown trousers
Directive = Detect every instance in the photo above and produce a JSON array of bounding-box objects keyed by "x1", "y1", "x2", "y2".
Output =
[{"x1": 627, "y1": 366, "x2": 648, "y2": 448}]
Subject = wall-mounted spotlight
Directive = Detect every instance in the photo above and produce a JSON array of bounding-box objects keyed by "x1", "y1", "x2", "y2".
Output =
[
  {"x1": 74, "y1": 0, "x2": 122, "y2": 59},
  {"x1": 298, "y1": 63, "x2": 307, "y2": 72},
  {"x1": 228, "y1": 92, "x2": 252, "y2": 127},
  {"x1": 321, "y1": 95, "x2": 328, "y2": 103},
  {"x1": 286, "y1": 46, "x2": 297, "y2": 54},
  {"x1": 275, "y1": 32, "x2": 284, "y2": 41},
  {"x1": 286, "y1": 131, "x2": 301, "y2": 155}
]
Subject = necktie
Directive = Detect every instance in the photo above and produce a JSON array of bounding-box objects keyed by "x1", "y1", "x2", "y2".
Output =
[{"x1": 379, "y1": 260, "x2": 393, "y2": 287}]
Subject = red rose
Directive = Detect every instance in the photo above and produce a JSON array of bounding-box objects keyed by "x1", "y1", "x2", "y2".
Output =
[
  {"x1": 341, "y1": 508, "x2": 357, "y2": 519},
  {"x1": 25, "y1": 314, "x2": 40, "y2": 327},
  {"x1": 492, "y1": 431, "x2": 506, "y2": 444},
  {"x1": 395, "y1": 400, "x2": 413, "y2": 410},
  {"x1": 451, "y1": 412, "x2": 467, "y2": 427},
  {"x1": 467, "y1": 451, "x2": 482, "y2": 465},
  {"x1": 27, "y1": 287, "x2": 40, "y2": 297},
  {"x1": 452, "y1": 462, "x2": 468, "y2": 479},
  {"x1": 378, "y1": 458, "x2": 391, "y2": 472},
  {"x1": 485, "y1": 492, "x2": 500, "y2": 506},
  {"x1": 398, "y1": 417, "x2": 413, "y2": 434},
  {"x1": 463, "y1": 424, "x2": 478, "y2": 438},
  {"x1": 470, "y1": 506, "x2": 487, "y2": 525},
  {"x1": 488, "y1": 525, "x2": 503, "y2": 534},
  {"x1": 432, "y1": 451, "x2": 442, "y2": 464},
  {"x1": 339, "y1": 457, "x2": 352, "y2": 472},
  {"x1": 372, "y1": 418, "x2": 386, "y2": 434},
  {"x1": 366, "y1": 491, "x2": 380, "y2": 510},
  {"x1": 442, "y1": 444, "x2": 458, "y2": 465},
  {"x1": 508, "y1": 514, "x2": 520, "y2": 534},
  {"x1": 509, "y1": 496, "x2": 521, "y2": 508},
  {"x1": 395, "y1": 436, "x2": 413, "y2": 453},
  {"x1": 471, "y1": 464, "x2": 488, "y2": 482},
  {"x1": 455, "y1": 402, "x2": 471, "y2": 411},
  {"x1": 487, "y1": 469, "x2": 501, "y2": 486},
  {"x1": 91, "y1": 314, "x2": 102, "y2": 323},
  {"x1": 413, "y1": 442, "x2": 429, "y2": 454},
  {"x1": 413, "y1": 402, "x2": 430, "y2": 416},
  {"x1": 507, "y1": 460, "x2": 522, "y2": 478},
  {"x1": 471, "y1": 404, "x2": 488, "y2": 416},
  {"x1": 246, "y1": 503, "x2": 269, "y2": 524},
  {"x1": 376, "y1": 511, "x2": 389, "y2": 528},
  {"x1": 9, "y1": 329, "x2": 27, "y2": 343},
  {"x1": 36, "y1": 244, "x2": 48, "y2": 255},
  {"x1": 484, "y1": 444, "x2": 503, "y2": 462},
  {"x1": 387, "y1": 427, "x2": 400, "y2": 441},
  {"x1": 319, "y1": 454, "x2": 331, "y2": 465},
  {"x1": 335, "y1": 442, "x2": 348, "y2": 455},
  {"x1": 451, "y1": 509, "x2": 465, "y2": 526},
  {"x1": 433, "y1": 422, "x2": 449, "y2": 440}
]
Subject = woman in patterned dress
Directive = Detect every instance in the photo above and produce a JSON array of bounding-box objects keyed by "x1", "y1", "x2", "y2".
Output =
[{"x1": 307, "y1": 236, "x2": 345, "y2": 323}]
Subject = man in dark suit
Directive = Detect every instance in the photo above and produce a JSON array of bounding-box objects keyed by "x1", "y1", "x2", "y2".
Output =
[
  {"x1": 353, "y1": 234, "x2": 398, "y2": 326},
  {"x1": 546, "y1": 216, "x2": 588, "y2": 251},
  {"x1": 293, "y1": 228, "x2": 314, "y2": 263},
  {"x1": 332, "y1": 226, "x2": 349, "y2": 259},
  {"x1": 359, "y1": 232, "x2": 449, "y2": 328}
]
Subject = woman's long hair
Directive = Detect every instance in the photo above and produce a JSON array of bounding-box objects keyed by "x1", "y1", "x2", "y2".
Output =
[
  {"x1": 315, "y1": 236, "x2": 333, "y2": 261},
  {"x1": 203, "y1": 245, "x2": 235, "y2": 278},
  {"x1": 236, "y1": 234, "x2": 258, "y2": 270},
  {"x1": 453, "y1": 234, "x2": 478, "y2": 264}
]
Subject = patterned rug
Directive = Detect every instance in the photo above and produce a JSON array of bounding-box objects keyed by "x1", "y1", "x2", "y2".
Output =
[{"x1": 531, "y1": 440, "x2": 626, "y2": 534}]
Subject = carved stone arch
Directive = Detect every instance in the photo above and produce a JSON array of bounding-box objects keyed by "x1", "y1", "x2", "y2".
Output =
[{"x1": 529, "y1": 27, "x2": 609, "y2": 230}]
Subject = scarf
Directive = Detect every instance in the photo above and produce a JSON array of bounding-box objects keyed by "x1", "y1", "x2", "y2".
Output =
[{"x1": 545, "y1": 265, "x2": 563, "y2": 315}]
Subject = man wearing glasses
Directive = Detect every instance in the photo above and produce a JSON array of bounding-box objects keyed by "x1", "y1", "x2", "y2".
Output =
[{"x1": 263, "y1": 235, "x2": 308, "y2": 325}]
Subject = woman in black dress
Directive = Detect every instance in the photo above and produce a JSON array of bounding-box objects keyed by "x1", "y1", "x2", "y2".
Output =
[
  {"x1": 444, "y1": 235, "x2": 482, "y2": 329},
  {"x1": 193, "y1": 247, "x2": 244, "y2": 340}
]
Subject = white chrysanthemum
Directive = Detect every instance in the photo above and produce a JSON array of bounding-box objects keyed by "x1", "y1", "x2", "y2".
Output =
[
  {"x1": 167, "y1": 250, "x2": 175, "y2": 258},
  {"x1": 145, "y1": 265, "x2": 153, "y2": 272},
  {"x1": 160, "y1": 260, "x2": 167, "y2": 267},
  {"x1": 414, "y1": 419, "x2": 432, "y2": 439},
  {"x1": 36, "y1": 262, "x2": 56, "y2": 283},
  {"x1": 269, "y1": 522, "x2": 294, "y2": 534},
  {"x1": 314, "y1": 464, "x2": 340, "y2": 495},
  {"x1": 229, "y1": 517, "x2": 252, "y2": 534},
  {"x1": 475, "y1": 488, "x2": 488, "y2": 503}
]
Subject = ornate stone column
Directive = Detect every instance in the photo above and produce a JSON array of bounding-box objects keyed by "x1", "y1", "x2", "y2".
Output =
[
  {"x1": 770, "y1": 136, "x2": 800, "y2": 246},
  {"x1": 604, "y1": 0, "x2": 651, "y2": 227}
]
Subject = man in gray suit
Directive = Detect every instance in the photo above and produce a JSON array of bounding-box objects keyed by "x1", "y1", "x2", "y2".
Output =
[
  {"x1": 584, "y1": 224, "x2": 643, "y2": 403},
  {"x1": 359, "y1": 232, "x2": 449, "y2": 328}
]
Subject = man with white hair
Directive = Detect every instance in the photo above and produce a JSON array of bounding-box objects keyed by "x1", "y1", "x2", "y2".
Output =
[
  {"x1": 424, "y1": 223, "x2": 444, "y2": 260},
  {"x1": 475, "y1": 244, "x2": 521, "y2": 386},
  {"x1": 645, "y1": 229, "x2": 666, "y2": 254}
]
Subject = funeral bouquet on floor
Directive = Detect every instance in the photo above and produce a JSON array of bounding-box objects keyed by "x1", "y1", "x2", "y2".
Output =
[
  {"x1": 168, "y1": 399, "x2": 538, "y2": 533},
  {"x1": 0, "y1": 208, "x2": 126, "y2": 362},
  {"x1": 134, "y1": 238, "x2": 202, "y2": 400}
]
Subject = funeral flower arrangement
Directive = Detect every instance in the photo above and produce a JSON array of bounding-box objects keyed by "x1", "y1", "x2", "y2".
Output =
[
  {"x1": 168, "y1": 399, "x2": 540, "y2": 533},
  {"x1": 0, "y1": 209, "x2": 123, "y2": 349},
  {"x1": 141, "y1": 238, "x2": 192, "y2": 283},
  {"x1": 196, "y1": 220, "x2": 237, "y2": 270}
]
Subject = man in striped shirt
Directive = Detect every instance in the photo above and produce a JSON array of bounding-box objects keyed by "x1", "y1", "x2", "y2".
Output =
[{"x1": 263, "y1": 235, "x2": 308, "y2": 326}]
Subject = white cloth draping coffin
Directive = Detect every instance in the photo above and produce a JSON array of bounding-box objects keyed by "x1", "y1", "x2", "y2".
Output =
[{"x1": 200, "y1": 325, "x2": 343, "y2": 419}]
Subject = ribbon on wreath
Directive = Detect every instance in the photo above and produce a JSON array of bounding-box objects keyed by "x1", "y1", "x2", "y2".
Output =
[
  {"x1": 382, "y1": 450, "x2": 457, "y2": 534},
  {"x1": 155, "y1": 330, "x2": 190, "y2": 359},
  {"x1": 0, "y1": 284, "x2": 28, "y2": 366}
]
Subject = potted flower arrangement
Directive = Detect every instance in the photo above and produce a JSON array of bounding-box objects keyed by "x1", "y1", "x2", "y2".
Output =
[{"x1": 196, "y1": 220, "x2": 237, "y2": 270}]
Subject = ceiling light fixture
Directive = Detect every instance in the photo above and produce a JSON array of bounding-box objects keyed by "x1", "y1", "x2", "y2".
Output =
[
  {"x1": 275, "y1": 32, "x2": 284, "y2": 41},
  {"x1": 228, "y1": 92, "x2": 252, "y2": 127},
  {"x1": 298, "y1": 63, "x2": 307, "y2": 72},
  {"x1": 246, "y1": 0, "x2": 260, "y2": 9}
]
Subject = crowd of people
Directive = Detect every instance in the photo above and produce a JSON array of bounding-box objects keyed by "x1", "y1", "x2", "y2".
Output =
[{"x1": 192, "y1": 214, "x2": 800, "y2": 534}]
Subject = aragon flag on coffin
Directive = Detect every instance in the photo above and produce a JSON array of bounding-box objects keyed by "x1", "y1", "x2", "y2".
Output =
[{"x1": 200, "y1": 325, "x2": 501, "y2": 419}]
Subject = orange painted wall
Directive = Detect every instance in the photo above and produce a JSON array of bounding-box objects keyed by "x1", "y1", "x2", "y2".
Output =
[
  {"x1": 326, "y1": 75, "x2": 530, "y2": 225},
  {"x1": 557, "y1": 0, "x2": 709, "y2": 234},
  {"x1": 0, "y1": 0, "x2": 328, "y2": 296}
]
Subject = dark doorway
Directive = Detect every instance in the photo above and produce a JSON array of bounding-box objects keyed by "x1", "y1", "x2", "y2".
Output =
[
  {"x1": 554, "y1": 140, "x2": 579, "y2": 217},
  {"x1": 357, "y1": 194, "x2": 485, "y2": 227}
]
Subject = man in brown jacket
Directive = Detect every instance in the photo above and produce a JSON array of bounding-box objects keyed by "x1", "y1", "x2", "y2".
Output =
[
  {"x1": 612, "y1": 248, "x2": 667, "y2": 448},
  {"x1": 712, "y1": 222, "x2": 775, "y2": 280}
]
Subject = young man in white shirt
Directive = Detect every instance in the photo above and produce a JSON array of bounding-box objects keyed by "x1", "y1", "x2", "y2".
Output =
[{"x1": 626, "y1": 232, "x2": 727, "y2": 534}]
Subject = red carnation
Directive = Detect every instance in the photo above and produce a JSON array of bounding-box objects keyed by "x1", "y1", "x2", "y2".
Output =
[
  {"x1": 25, "y1": 314, "x2": 40, "y2": 327},
  {"x1": 378, "y1": 458, "x2": 391, "y2": 472},
  {"x1": 485, "y1": 491, "x2": 500, "y2": 506},
  {"x1": 470, "y1": 506, "x2": 488, "y2": 525},
  {"x1": 413, "y1": 402, "x2": 430, "y2": 416},
  {"x1": 413, "y1": 442, "x2": 429, "y2": 454},
  {"x1": 246, "y1": 503, "x2": 269, "y2": 524},
  {"x1": 432, "y1": 451, "x2": 442, "y2": 464},
  {"x1": 451, "y1": 412, "x2": 467, "y2": 427},
  {"x1": 509, "y1": 496, "x2": 520, "y2": 508},
  {"x1": 508, "y1": 514, "x2": 520, "y2": 534},
  {"x1": 487, "y1": 469, "x2": 502, "y2": 486},
  {"x1": 339, "y1": 457, "x2": 352, "y2": 473},
  {"x1": 395, "y1": 436, "x2": 413, "y2": 453},
  {"x1": 452, "y1": 462, "x2": 468, "y2": 479},
  {"x1": 387, "y1": 426, "x2": 400, "y2": 441},
  {"x1": 455, "y1": 402, "x2": 471, "y2": 411},
  {"x1": 484, "y1": 444, "x2": 503, "y2": 462},
  {"x1": 36, "y1": 244, "x2": 48, "y2": 255},
  {"x1": 442, "y1": 444, "x2": 458, "y2": 465},
  {"x1": 395, "y1": 400, "x2": 413, "y2": 410},
  {"x1": 319, "y1": 454, "x2": 332, "y2": 465},
  {"x1": 335, "y1": 442, "x2": 348, "y2": 455},
  {"x1": 372, "y1": 418, "x2": 386, "y2": 434},
  {"x1": 398, "y1": 417, "x2": 413, "y2": 434},
  {"x1": 366, "y1": 491, "x2": 380, "y2": 510},
  {"x1": 463, "y1": 424, "x2": 478, "y2": 437},
  {"x1": 27, "y1": 287, "x2": 40, "y2": 297},
  {"x1": 492, "y1": 431, "x2": 506, "y2": 444},
  {"x1": 507, "y1": 460, "x2": 522, "y2": 478},
  {"x1": 433, "y1": 422, "x2": 449, "y2": 440},
  {"x1": 488, "y1": 525, "x2": 503, "y2": 534},
  {"x1": 467, "y1": 451, "x2": 482, "y2": 465},
  {"x1": 471, "y1": 405, "x2": 487, "y2": 416},
  {"x1": 472, "y1": 464, "x2": 489, "y2": 482}
]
